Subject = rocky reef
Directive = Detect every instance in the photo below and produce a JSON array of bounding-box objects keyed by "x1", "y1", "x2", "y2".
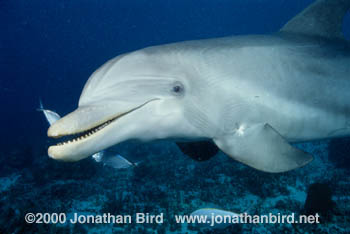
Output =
[{"x1": 0, "y1": 139, "x2": 349, "y2": 233}]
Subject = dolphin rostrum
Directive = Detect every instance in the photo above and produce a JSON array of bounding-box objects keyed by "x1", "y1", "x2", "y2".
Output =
[{"x1": 47, "y1": 0, "x2": 350, "y2": 173}]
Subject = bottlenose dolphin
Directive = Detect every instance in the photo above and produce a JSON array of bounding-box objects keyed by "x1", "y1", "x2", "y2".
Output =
[{"x1": 47, "y1": 0, "x2": 350, "y2": 173}]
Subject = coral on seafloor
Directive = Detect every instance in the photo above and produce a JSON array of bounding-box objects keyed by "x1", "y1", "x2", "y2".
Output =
[{"x1": 0, "y1": 140, "x2": 349, "y2": 233}]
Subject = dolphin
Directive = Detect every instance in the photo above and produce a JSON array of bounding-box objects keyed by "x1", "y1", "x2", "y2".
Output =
[{"x1": 47, "y1": 0, "x2": 350, "y2": 173}]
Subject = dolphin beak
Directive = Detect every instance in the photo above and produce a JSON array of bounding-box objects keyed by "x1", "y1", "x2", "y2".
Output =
[
  {"x1": 48, "y1": 106, "x2": 121, "y2": 138},
  {"x1": 47, "y1": 105, "x2": 126, "y2": 161},
  {"x1": 47, "y1": 99, "x2": 158, "y2": 161}
]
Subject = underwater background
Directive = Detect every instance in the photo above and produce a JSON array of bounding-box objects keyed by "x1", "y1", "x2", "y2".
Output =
[{"x1": 1, "y1": 0, "x2": 350, "y2": 233}]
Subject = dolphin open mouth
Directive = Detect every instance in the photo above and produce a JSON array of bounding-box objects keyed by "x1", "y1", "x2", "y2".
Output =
[
  {"x1": 54, "y1": 115, "x2": 120, "y2": 146},
  {"x1": 52, "y1": 110, "x2": 131, "y2": 147},
  {"x1": 48, "y1": 99, "x2": 158, "y2": 161}
]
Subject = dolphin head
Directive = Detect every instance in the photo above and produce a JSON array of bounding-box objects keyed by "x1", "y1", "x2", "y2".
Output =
[{"x1": 47, "y1": 47, "x2": 207, "y2": 161}]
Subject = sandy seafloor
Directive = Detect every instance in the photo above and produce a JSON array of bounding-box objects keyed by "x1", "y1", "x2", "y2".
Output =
[{"x1": 0, "y1": 138, "x2": 349, "y2": 233}]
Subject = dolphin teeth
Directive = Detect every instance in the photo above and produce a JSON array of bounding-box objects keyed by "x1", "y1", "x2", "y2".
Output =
[{"x1": 54, "y1": 115, "x2": 119, "y2": 147}]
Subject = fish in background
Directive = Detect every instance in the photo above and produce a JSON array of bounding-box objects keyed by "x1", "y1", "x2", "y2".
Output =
[
  {"x1": 37, "y1": 99, "x2": 61, "y2": 125},
  {"x1": 92, "y1": 151, "x2": 141, "y2": 169},
  {"x1": 190, "y1": 201, "x2": 260, "y2": 230},
  {"x1": 190, "y1": 208, "x2": 240, "y2": 229}
]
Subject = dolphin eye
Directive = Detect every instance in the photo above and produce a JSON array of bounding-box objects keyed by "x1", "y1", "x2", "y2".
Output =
[
  {"x1": 171, "y1": 82, "x2": 184, "y2": 96},
  {"x1": 173, "y1": 85, "x2": 181, "y2": 93}
]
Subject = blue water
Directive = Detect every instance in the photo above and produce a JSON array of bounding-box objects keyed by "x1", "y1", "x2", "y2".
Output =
[
  {"x1": 1, "y1": 0, "x2": 350, "y2": 233},
  {"x1": 2, "y1": 0, "x2": 350, "y2": 149}
]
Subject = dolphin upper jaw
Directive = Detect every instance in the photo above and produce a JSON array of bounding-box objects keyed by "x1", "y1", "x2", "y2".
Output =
[
  {"x1": 48, "y1": 105, "x2": 129, "y2": 138},
  {"x1": 47, "y1": 106, "x2": 98, "y2": 138}
]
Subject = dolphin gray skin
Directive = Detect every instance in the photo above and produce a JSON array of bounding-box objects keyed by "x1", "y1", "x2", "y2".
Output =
[{"x1": 47, "y1": 0, "x2": 350, "y2": 173}]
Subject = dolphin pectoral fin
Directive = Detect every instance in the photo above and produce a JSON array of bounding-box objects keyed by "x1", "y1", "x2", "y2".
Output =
[
  {"x1": 213, "y1": 123, "x2": 313, "y2": 173},
  {"x1": 176, "y1": 141, "x2": 219, "y2": 161}
]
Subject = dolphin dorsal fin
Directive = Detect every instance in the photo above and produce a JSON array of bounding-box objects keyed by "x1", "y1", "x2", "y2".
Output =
[{"x1": 280, "y1": 0, "x2": 350, "y2": 40}]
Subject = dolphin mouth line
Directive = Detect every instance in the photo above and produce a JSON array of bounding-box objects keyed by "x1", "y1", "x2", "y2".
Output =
[
  {"x1": 54, "y1": 116, "x2": 119, "y2": 146},
  {"x1": 51, "y1": 99, "x2": 158, "y2": 147}
]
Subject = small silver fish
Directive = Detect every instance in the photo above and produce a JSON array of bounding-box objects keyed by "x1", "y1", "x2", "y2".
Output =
[
  {"x1": 92, "y1": 152, "x2": 140, "y2": 169},
  {"x1": 37, "y1": 99, "x2": 61, "y2": 125},
  {"x1": 91, "y1": 151, "x2": 104, "y2": 162}
]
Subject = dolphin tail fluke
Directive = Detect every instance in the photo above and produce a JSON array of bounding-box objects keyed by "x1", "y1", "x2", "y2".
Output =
[
  {"x1": 214, "y1": 123, "x2": 313, "y2": 173},
  {"x1": 280, "y1": 0, "x2": 350, "y2": 40}
]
